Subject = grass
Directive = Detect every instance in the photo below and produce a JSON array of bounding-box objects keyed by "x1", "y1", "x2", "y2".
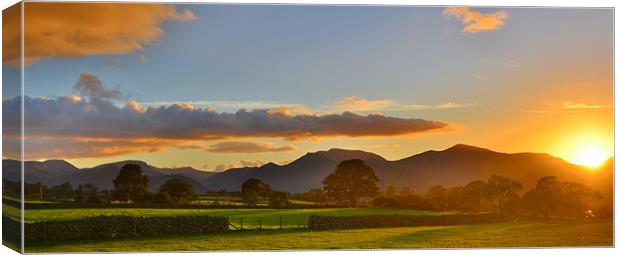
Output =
[
  {"x1": 3, "y1": 203, "x2": 451, "y2": 228},
  {"x1": 24, "y1": 218, "x2": 613, "y2": 252}
]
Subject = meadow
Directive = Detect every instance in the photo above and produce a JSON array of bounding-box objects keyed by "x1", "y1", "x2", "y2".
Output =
[
  {"x1": 3, "y1": 203, "x2": 451, "y2": 228},
  {"x1": 25, "y1": 218, "x2": 613, "y2": 252}
]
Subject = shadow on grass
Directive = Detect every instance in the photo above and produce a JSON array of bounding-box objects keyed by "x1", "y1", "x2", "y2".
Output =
[{"x1": 25, "y1": 228, "x2": 311, "y2": 250}]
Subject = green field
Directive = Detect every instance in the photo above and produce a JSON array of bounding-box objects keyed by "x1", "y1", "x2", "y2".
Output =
[
  {"x1": 3, "y1": 204, "x2": 451, "y2": 228},
  {"x1": 24, "y1": 219, "x2": 612, "y2": 252}
]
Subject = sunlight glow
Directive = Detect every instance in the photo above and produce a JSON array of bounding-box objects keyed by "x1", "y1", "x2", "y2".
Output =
[
  {"x1": 571, "y1": 146, "x2": 609, "y2": 168},
  {"x1": 556, "y1": 132, "x2": 612, "y2": 169}
]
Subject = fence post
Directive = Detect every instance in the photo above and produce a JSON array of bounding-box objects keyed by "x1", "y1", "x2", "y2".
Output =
[
  {"x1": 43, "y1": 222, "x2": 46, "y2": 242},
  {"x1": 279, "y1": 215, "x2": 282, "y2": 230}
]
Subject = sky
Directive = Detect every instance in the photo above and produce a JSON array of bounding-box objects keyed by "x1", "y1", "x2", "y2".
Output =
[{"x1": 1, "y1": 3, "x2": 613, "y2": 171}]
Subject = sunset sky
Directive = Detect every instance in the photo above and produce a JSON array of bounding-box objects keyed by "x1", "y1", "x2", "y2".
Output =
[{"x1": 2, "y1": 3, "x2": 613, "y2": 171}]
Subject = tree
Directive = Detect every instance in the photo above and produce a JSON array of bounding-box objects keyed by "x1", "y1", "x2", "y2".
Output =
[
  {"x1": 461, "y1": 180, "x2": 487, "y2": 212},
  {"x1": 560, "y1": 181, "x2": 601, "y2": 217},
  {"x1": 48, "y1": 182, "x2": 75, "y2": 201},
  {"x1": 269, "y1": 191, "x2": 291, "y2": 206},
  {"x1": 523, "y1": 176, "x2": 562, "y2": 218},
  {"x1": 241, "y1": 178, "x2": 271, "y2": 205},
  {"x1": 76, "y1": 183, "x2": 99, "y2": 203},
  {"x1": 153, "y1": 192, "x2": 175, "y2": 204},
  {"x1": 292, "y1": 188, "x2": 328, "y2": 204},
  {"x1": 112, "y1": 163, "x2": 149, "y2": 203},
  {"x1": 242, "y1": 189, "x2": 259, "y2": 205},
  {"x1": 322, "y1": 159, "x2": 380, "y2": 206},
  {"x1": 425, "y1": 185, "x2": 449, "y2": 211},
  {"x1": 399, "y1": 186, "x2": 413, "y2": 197},
  {"x1": 447, "y1": 186, "x2": 465, "y2": 211},
  {"x1": 384, "y1": 186, "x2": 397, "y2": 197},
  {"x1": 241, "y1": 178, "x2": 271, "y2": 196},
  {"x1": 159, "y1": 179, "x2": 197, "y2": 203},
  {"x1": 484, "y1": 174, "x2": 522, "y2": 213}
]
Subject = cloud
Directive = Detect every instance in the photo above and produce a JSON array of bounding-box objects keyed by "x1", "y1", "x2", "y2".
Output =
[
  {"x1": 142, "y1": 100, "x2": 310, "y2": 113},
  {"x1": 443, "y1": 7, "x2": 508, "y2": 33},
  {"x1": 73, "y1": 72, "x2": 124, "y2": 100},
  {"x1": 214, "y1": 160, "x2": 267, "y2": 172},
  {"x1": 205, "y1": 141, "x2": 296, "y2": 153},
  {"x1": 3, "y1": 95, "x2": 448, "y2": 141},
  {"x1": 2, "y1": 72, "x2": 453, "y2": 159},
  {"x1": 3, "y1": 136, "x2": 174, "y2": 159},
  {"x1": 524, "y1": 101, "x2": 606, "y2": 114},
  {"x1": 330, "y1": 96, "x2": 473, "y2": 112},
  {"x1": 2, "y1": 95, "x2": 449, "y2": 159},
  {"x1": 2, "y1": 3, "x2": 197, "y2": 66},
  {"x1": 563, "y1": 102, "x2": 604, "y2": 109}
]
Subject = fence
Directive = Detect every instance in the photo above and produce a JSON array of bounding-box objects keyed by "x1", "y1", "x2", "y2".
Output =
[
  {"x1": 308, "y1": 214, "x2": 511, "y2": 230},
  {"x1": 226, "y1": 215, "x2": 308, "y2": 230}
]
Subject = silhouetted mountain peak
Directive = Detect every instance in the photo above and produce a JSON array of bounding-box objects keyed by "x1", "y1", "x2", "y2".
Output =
[
  {"x1": 444, "y1": 144, "x2": 494, "y2": 153},
  {"x1": 314, "y1": 148, "x2": 386, "y2": 162},
  {"x1": 263, "y1": 162, "x2": 279, "y2": 168}
]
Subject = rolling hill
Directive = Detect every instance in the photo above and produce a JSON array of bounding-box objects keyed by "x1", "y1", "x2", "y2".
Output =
[
  {"x1": 203, "y1": 144, "x2": 613, "y2": 196},
  {"x1": 2, "y1": 159, "x2": 212, "y2": 193},
  {"x1": 3, "y1": 144, "x2": 613, "y2": 198}
]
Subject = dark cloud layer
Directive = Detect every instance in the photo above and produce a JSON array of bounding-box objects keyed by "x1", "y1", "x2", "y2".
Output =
[{"x1": 3, "y1": 96, "x2": 448, "y2": 141}]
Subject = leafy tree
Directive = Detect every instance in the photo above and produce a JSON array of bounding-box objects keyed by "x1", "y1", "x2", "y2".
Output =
[
  {"x1": 153, "y1": 191, "x2": 175, "y2": 204},
  {"x1": 75, "y1": 183, "x2": 99, "y2": 203},
  {"x1": 447, "y1": 186, "x2": 465, "y2": 211},
  {"x1": 47, "y1": 182, "x2": 75, "y2": 201},
  {"x1": 384, "y1": 186, "x2": 397, "y2": 197},
  {"x1": 292, "y1": 188, "x2": 328, "y2": 204},
  {"x1": 560, "y1": 181, "x2": 601, "y2": 217},
  {"x1": 484, "y1": 174, "x2": 522, "y2": 213},
  {"x1": 425, "y1": 185, "x2": 449, "y2": 210},
  {"x1": 242, "y1": 189, "x2": 259, "y2": 205},
  {"x1": 399, "y1": 186, "x2": 413, "y2": 197},
  {"x1": 373, "y1": 195, "x2": 398, "y2": 208},
  {"x1": 159, "y1": 179, "x2": 197, "y2": 203},
  {"x1": 112, "y1": 163, "x2": 149, "y2": 203},
  {"x1": 241, "y1": 179, "x2": 271, "y2": 196},
  {"x1": 322, "y1": 159, "x2": 380, "y2": 206},
  {"x1": 269, "y1": 190, "x2": 291, "y2": 206},
  {"x1": 522, "y1": 176, "x2": 562, "y2": 217},
  {"x1": 461, "y1": 180, "x2": 487, "y2": 212}
]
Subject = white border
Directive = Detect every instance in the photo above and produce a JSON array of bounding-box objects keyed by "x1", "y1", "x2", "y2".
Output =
[{"x1": 0, "y1": 1, "x2": 617, "y2": 255}]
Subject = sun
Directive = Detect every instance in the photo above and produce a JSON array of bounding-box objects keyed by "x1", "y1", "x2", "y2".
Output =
[{"x1": 571, "y1": 146, "x2": 609, "y2": 168}]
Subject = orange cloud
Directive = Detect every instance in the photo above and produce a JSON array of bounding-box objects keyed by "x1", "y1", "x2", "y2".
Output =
[
  {"x1": 331, "y1": 96, "x2": 473, "y2": 112},
  {"x1": 563, "y1": 102, "x2": 604, "y2": 109},
  {"x1": 214, "y1": 160, "x2": 268, "y2": 172},
  {"x1": 205, "y1": 141, "x2": 296, "y2": 153},
  {"x1": 2, "y1": 3, "x2": 197, "y2": 66},
  {"x1": 1, "y1": 136, "x2": 177, "y2": 160},
  {"x1": 443, "y1": 7, "x2": 507, "y2": 33}
]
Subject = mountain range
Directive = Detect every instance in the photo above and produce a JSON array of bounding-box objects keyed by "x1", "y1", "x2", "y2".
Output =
[{"x1": 2, "y1": 144, "x2": 613, "y2": 197}]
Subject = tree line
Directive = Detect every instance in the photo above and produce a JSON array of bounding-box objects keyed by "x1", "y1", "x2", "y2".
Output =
[
  {"x1": 6, "y1": 159, "x2": 607, "y2": 218},
  {"x1": 9, "y1": 163, "x2": 199, "y2": 204},
  {"x1": 288, "y1": 159, "x2": 605, "y2": 218}
]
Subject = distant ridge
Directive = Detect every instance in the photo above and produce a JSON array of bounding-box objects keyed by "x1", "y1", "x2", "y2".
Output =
[
  {"x1": 3, "y1": 144, "x2": 612, "y2": 199},
  {"x1": 203, "y1": 144, "x2": 611, "y2": 195},
  {"x1": 2, "y1": 159, "x2": 212, "y2": 193}
]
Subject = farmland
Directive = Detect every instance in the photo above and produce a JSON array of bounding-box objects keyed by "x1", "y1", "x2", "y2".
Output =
[
  {"x1": 24, "y1": 218, "x2": 613, "y2": 252},
  {"x1": 3, "y1": 203, "x2": 451, "y2": 228}
]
